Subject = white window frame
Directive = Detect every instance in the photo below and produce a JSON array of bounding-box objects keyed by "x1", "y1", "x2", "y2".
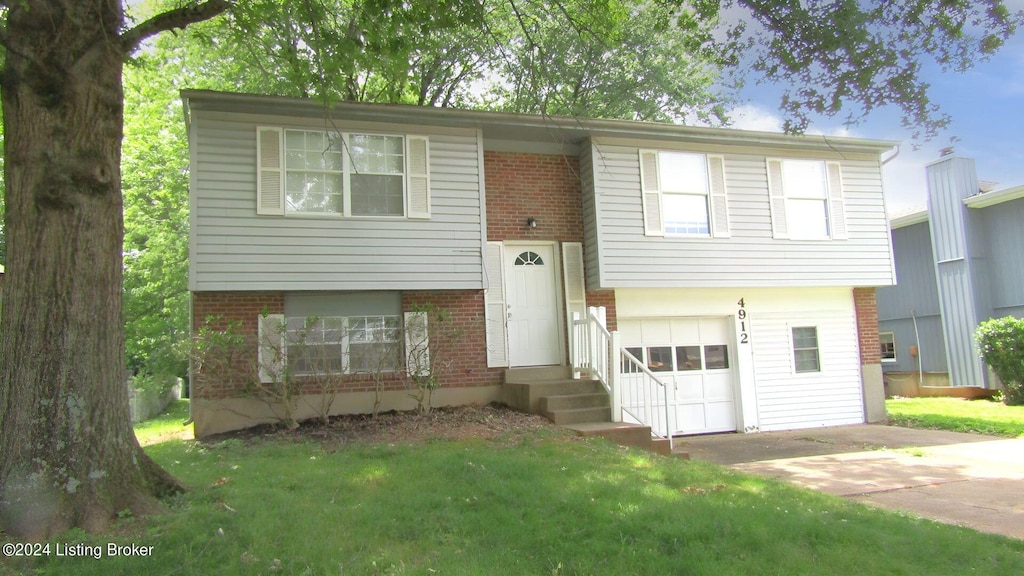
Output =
[
  {"x1": 766, "y1": 158, "x2": 847, "y2": 241},
  {"x1": 345, "y1": 133, "x2": 407, "y2": 218},
  {"x1": 639, "y1": 150, "x2": 729, "y2": 238},
  {"x1": 791, "y1": 325, "x2": 821, "y2": 373},
  {"x1": 257, "y1": 127, "x2": 430, "y2": 220},
  {"x1": 880, "y1": 331, "x2": 897, "y2": 363},
  {"x1": 284, "y1": 314, "x2": 403, "y2": 376},
  {"x1": 283, "y1": 129, "x2": 346, "y2": 216}
]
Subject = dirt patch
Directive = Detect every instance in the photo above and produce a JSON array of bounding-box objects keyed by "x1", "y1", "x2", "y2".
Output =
[{"x1": 202, "y1": 403, "x2": 563, "y2": 446}]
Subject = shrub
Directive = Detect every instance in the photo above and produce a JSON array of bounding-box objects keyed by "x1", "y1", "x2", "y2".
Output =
[{"x1": 975, "y1": 316, "x2": 1024, "y2": 405}]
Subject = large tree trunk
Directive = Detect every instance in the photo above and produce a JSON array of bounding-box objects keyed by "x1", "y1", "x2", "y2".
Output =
[{"x1": 0, "y1": 2, "x2": 183, "y2": 539}]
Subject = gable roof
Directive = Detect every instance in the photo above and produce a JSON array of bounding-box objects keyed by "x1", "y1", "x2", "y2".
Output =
[{"x1": 181, "y1": 90, "x2": 897, "y2": 157}]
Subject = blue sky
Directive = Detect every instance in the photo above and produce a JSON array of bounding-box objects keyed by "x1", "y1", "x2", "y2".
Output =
[{"x1": 725, "y1": 5, "x2": 1024, "y2": 217}]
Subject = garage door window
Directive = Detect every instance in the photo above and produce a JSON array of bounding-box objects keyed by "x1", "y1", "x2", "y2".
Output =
[
  {"x1": 627, "y1": 344, "x2": 730, "y2": 373},
  {"x1": 675, "y1": 346, "x2": 702, "y2": 370},
  {"x1": 704, "y1": 345, "x2": 729, "y2": 369}
]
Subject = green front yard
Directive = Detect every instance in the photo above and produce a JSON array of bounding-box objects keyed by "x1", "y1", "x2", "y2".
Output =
[
  {"x1": 5, "y1": 406, "x2": 1022, "y2": 575},
  {"x1": 886, "y1": 396, "x2": 1024, "y2": 437}
]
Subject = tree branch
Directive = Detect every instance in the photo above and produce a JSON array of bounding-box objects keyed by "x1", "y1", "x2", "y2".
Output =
[{"x1": 120, "y1": 0, "x2": 233, "y2": 53}]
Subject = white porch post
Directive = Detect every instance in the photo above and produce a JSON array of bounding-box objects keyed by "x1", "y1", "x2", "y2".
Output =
[
  {"x1": 610, "y1": 330, "x2": 622, "y2": 423},
  {"x1": 571, "y1": 311, "x2": 581, "y2": 379}
]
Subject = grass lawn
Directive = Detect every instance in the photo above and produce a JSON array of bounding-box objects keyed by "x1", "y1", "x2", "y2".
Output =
[
  {"x1": 886, "y1": 396, "x2": 1024, "y2": 437},
  {"x1": 134, "y1": 399, "x2": 194, "y2": 446},
  {"x1": 5, "y1": 417, "x2": 1022, "y2": 575}
]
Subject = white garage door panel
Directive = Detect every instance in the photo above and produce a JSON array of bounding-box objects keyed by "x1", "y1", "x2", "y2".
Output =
[{"x1": 621, "y1": 317, "x2": 738, "y2": 435}]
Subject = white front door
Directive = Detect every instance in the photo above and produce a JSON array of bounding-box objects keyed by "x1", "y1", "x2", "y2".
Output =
[{"x1": 505, "y1": 244, "x2": 561, "y2": 366}]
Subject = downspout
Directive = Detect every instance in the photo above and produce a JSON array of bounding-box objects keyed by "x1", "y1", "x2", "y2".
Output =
[{"x1": 911, "y1": 308, "x2": 923, "y2": 387}]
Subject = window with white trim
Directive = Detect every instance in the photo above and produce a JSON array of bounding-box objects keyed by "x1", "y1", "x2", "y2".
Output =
[
  {"x1": 792, "y1": 326, "x2": 821, "y2": 373},
  {"x1": 257, "y1": 127, "x2": 430, "y2": 219},
  {"x1": 639, "y1": 150, "x2": 729, "y2": 238},
  {"x1": 880, "y1": 331, "x2": 896, "y2": 362},
  {"x1": 284, "y1": 315, "x2": 402, "y2": 376},
  {"x1": 767, "y1": 158, "x2": 847, "y2": 240}
]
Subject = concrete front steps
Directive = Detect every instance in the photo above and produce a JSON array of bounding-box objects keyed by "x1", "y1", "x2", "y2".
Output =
[{"x1": 503, "y1": 366, "x2": 687, "y2": 457}]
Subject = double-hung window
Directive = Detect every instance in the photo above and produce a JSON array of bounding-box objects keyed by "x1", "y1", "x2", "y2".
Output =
[
  {"x1": 767, "y1": 158, "x2": 847, "y2": 240},
  {"x1": 639, "y1": 150, "x2": 729, "y2": 238},
  {"x1": 278, "y1": 315, "x2": 403, "y2": 377},
  {"x1": 792, "y1": 326, "x2": 821, "y2": 373},
  {"x1": 257, "y1": 127, "x2": 430, "y2": 219}
]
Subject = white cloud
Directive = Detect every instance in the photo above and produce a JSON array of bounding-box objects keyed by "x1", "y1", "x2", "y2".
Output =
[{"x1": 726, "y1": 104, "x2": 783, "y2": 132}]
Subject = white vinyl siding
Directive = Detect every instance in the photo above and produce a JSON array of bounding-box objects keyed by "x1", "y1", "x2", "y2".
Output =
[
  {"x1": 190, "y1": 109, "x2": 484, "y2": 291},
  {"x1": 584, "y1": 141, "x2": 893, "y2": 289},
  {"x1": 750, "y1": 309, "x2": 864, "y2": 431}
]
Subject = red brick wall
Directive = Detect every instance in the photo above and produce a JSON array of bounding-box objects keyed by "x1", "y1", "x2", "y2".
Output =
[
  {"x1": 585, "y1": 290, "x2": 618, "y2": 332},
  {"x1": 403, "y1": 291, "x2": 504, "y2": 389},
  {"x1": 191, "y1": 290, "x2": 502, "y2": 401},
  {"x1": 191, "y1": 291, "x2": 285, "y2": 400},
  {"x1": 853, "y1": 287, "x2": 881, "y2": 365},
  {"x1": 484, "y1": 151, "x2": 583, "y2": 243}
]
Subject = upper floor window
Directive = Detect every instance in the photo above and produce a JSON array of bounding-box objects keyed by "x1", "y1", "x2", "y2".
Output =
[
  {"x1": 767, "y1": 158, "x2": 847, "y2": 240},
  {"x1": 257, "y1": 127, "x2": 430, "y2": 219},
  {"x1": 639, "y1": 150, "x2": 729, "y2": 238}
]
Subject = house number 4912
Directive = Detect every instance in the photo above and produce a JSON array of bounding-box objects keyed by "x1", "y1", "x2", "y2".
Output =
[{"x1": 737, "y1": 298, "x2": 750, "y2": 344}]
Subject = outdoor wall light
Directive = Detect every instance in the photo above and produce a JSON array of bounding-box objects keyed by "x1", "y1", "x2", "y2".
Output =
[{"x1": 526, "y1": 217, "x2": 538, "y2": 228}]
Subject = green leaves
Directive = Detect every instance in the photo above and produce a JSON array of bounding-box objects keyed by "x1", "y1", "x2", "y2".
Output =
[
  {"x1": 734, "y1": 0, "x2": 1023, "y2": 139},
  {"x1": 975, "y1": 316, "x2": 1024, "y2": 405}
]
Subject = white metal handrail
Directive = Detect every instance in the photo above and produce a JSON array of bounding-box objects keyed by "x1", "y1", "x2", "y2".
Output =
[
  {"x1": 570, "y1": 306, "x2": 674, "y2": 450},
  {"x1": 619, "y1": 349, "x2": 675, "y2": 451},
  {"x1": 571, "y1": 307, "x2": 611, "y2": 393}
]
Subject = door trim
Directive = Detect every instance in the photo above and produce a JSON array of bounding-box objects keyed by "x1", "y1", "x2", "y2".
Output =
[{"x1": 504, "y1": 241, "x2": 566, "y2": 367}]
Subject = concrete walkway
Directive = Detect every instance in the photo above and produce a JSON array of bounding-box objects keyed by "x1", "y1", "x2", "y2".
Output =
[{"x1": 678, "y1": 425, "x2": 1024, "y2": 540}]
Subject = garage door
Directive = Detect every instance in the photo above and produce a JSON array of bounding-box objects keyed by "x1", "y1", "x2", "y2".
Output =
[{"x1": 620, "y1": 317, "x2": 737, "y2": 435}]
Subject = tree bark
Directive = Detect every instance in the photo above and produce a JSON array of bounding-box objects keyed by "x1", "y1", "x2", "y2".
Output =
[{"x1": 0, "y1": 1, "x2": 187, "y2": 539}]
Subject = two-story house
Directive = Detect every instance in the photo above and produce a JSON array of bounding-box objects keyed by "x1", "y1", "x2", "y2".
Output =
[{"x1": 184, "y1": 90, "x2": 896, "y2": 438}]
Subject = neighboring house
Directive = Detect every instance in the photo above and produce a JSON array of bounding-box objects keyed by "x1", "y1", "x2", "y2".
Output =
[
  {"x1": 184, "y1": 90, "x2": 896, "y2": 438},
  {"x1": 877, "y1": 154, "x2": 1024, "y2": 395}
]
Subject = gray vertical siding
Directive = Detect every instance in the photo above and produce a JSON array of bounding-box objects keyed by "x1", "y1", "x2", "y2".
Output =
[
  {"x1": 924, "y1": 157, "x2": 989, "y2": 387},
  {"x1": 189, "y1": 109, "x2": 485, "y2": 292},
  {"x1": 878, "y1": 316, "x2": 947, "y2": 373},
  {"x1": 980, "y1": 197, "x2": 1024, "y2": 313},
  {"x1": 877, "y1": 222, "x2": 941, "y2": 321},
  {"x1": 584, "y1": 140, "x2": 895, "y2": 288}
]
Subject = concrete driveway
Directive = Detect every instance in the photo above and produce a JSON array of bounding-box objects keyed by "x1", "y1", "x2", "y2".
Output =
[{"x1": 677, "y1": 425, "x2": 1024, "y2": 540}]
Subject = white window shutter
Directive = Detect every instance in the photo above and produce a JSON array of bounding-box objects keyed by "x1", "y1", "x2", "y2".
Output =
[
  {"x1": 404, "y1": 311, "x2": 430, "y2": 376},
  {"x1": 484, "y1": 241, "x2": 508, "y2": 367},
  {"x1": 766, "y1": 158, "x2": 789, "y2": 239},
  {"x1": 707, "y1": 155, "x2": 730, "y2": 238},
  {"x1": 258, "y1": 314, "x2": 286, "y2": 383},
  {"x1": 256, "y1": 127, "x2": 285, "y2": 215},
  {"x1": 561, "y1": 242, "x2": 586, "y2": 337},
  {"x1": 638, "y1": 150, "x2": 664, "y2": 236},
  {"x1": 826, "y1": 161, "x2": 848, "y2": 240},
  {"x1": 406, "y1": 136, "x2": 431, "y2": 219}
]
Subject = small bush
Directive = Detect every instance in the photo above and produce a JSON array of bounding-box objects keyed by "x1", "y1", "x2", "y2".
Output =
[{"x1": 975, "y1": 316, "x2": 1024, "y2": 405}]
